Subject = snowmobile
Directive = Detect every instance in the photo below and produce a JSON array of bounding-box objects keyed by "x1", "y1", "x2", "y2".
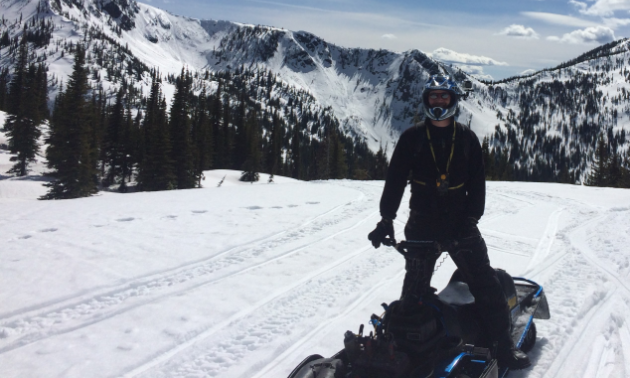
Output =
[{"x1": 287, "y1": 239, "x2": 550, "y2": 378}]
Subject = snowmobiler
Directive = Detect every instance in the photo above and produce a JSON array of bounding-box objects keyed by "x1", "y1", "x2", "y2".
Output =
[
  {"x1": 368, "y1": 73, "x2": 530, "y2": 369},
  {"x1": 287, "y1": 239, "x2": 550, "y2": 378}
]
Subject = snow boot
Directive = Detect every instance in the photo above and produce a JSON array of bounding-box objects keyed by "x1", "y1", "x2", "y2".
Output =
[
  {"x1": 495, "y1": 334, "x2": 531, "y2": 370},
  {"x1": 479, "y1": 302, "x2": 531, "y2": 370}
]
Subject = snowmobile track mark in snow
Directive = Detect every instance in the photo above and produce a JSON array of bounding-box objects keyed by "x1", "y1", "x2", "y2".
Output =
[
  {"x1": 526, "y1": 207, "x2": 564, "y2": 272},
  {"x1": 0, "y1": 186, "x2": 378, "y2": 356},
  {"x1": 125, "y1": 238, "x2": 403, "y2": 378}
]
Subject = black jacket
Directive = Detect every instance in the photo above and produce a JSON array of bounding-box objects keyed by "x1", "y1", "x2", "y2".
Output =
[{"x1": 379, "y1": 121, "x2": 485, "y2": 238}]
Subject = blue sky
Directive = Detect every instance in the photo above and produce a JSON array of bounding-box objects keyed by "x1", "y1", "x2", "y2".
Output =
[{"x1": 144, "y1": 0, "x2": 630, "y2": 79}]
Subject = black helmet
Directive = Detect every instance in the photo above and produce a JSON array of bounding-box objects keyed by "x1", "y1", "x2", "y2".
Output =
[{"x1": 422, "y1": 74, "x2": 463, "y2": 121}]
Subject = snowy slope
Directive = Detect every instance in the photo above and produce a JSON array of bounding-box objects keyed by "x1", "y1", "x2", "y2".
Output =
[{"x1": 1, "y1": 173, "x2": 630, "y2": 378}]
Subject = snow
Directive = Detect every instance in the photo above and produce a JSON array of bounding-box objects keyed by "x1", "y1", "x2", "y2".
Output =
[{"x1": 1, "y1": 166, "x2": 630, "y2": 378}]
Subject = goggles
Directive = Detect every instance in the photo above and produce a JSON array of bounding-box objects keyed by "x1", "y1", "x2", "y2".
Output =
[{"x1": 428, "y1": 93, "x2": 451, "y2": 100}]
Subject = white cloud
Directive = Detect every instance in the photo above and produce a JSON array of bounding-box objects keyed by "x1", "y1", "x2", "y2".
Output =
[
  {"x1": 498, "y1": 24, "x2": 540, "y2": 39},
  {"x1": 547, "y1": 25, "x2": 616, "y2": 44},
  {"x1": 571, "y1": 0, "x2": 630, "y2": 17},
  {"x1": 522, "y1": 11, "x2": 600, "y2": 28},
  {"x1": 520, "y1": 69, "x2": 537, "y2": 76},
  {"x1": 569, "y1": 0, "x2": 588, "y2": 13},
  {"x1": 451, "y1": 65, "x2": 493, "y2": 81},
  {"x1": 603, "y1": 17, "x2": 630, "y2": 28},
  {"x1": 381, "y1": 34, "x2": 397, "y2": 40},
  {"x1": 429, "y1": 47, "x2": 509, "y2": 66}
]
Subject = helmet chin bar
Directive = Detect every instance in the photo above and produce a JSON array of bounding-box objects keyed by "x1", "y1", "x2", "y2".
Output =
[
  {"x1": 426, "y1": 106, "x2": 455, "y2": 121},
  {"x1": 431, "y1": 107, "x2": 444, "y2": 119}
]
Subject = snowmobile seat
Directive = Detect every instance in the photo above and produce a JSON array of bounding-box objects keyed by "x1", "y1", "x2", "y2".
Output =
[{"x1": 437, "y1": 280, "x2": 475, "y2": 306}]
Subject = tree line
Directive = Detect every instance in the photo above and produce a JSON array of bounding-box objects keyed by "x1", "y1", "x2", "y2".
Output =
[{"x1": 2, "y1": 43, "x2": 388, "y2": 199}]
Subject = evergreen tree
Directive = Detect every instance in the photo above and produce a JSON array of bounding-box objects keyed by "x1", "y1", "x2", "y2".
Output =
[
  {"x1": 4, "y1": 35, "x2": 41, "y2": 176},
  {"x1": 219, "y1": 90, "x2": 233, "y2": 169},
  {"x1": 34, "y1": 63, "x2": 49, "y2": 122},
  {"x1": 620, "y1": 152, "x2": 630, "y2": 188},
  {"x1": 103, "y1": 86, "x2": 126, "y2": 187},
  {"x1": 192, "y1": 87, "x2": 213, "y2": 186},
  {"x1": 330, "y1": 130, "x2": 348, "y2": 179},
  {"x1": 42, "y1": 46, "x2": 98, "y2": 199},
  {"x1": 137, "y1": 74, "x2": 175, "y2": 191},
  {"x1": 210, "y1": 82, "x2": 224, "y2": 167},
  {"x1": 240, "y1": 108, "x2": 262, "y2": 182},
  {"x1": 481, "y1": 136, "x2": 495, "y2": 180},
  {"x1": 316, "y1": 125, "x2": 331, "y2": 179},
  {"x1": 119, "y1": 100, "x2": 135, "y2": 192},
  {"x1": 371, "y1": 145, "x2": 389, "y2": 180},
  {"x1": 290, "y1": 118, "x2": 302, "y2": 179},
  {"x1": 233, "y1": 89, "x2": 248, "y2": 170},
  {"x1": 584, "y1": 135, "x2": 609, "y2": 186},
  {"x1": 608, "y1": 151, "x2": 622, "y2": 187},
  {"x1": 266, "y1": 110, "x2": 283, "y2": 175},
  {"x1": 169, "y1": 69, "x2": 197, "y2": 189},
  {"x1": 0, "y1": 68, "x2": 9, "y2": 112}
]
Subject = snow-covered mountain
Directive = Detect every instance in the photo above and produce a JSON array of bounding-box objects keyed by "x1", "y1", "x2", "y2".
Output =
[
  {"x1": 2, "y1": 0, "x2": 630, "y2": 182},
  {"x1": 0, "y1": 0, "x2": 499, "y2": 154}
]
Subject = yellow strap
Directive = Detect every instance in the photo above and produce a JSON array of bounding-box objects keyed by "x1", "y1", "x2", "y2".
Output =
[
  {"x1": 413, "y1": 179, "x2": 464, "y2": 190},
  {"x1": 425, "y1": 120, "x2": 457, "y2": 175}
]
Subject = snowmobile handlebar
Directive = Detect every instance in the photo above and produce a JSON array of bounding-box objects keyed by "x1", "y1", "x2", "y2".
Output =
[{"x1": 383, "y1": 238, "x2": 466, "y2": 259}]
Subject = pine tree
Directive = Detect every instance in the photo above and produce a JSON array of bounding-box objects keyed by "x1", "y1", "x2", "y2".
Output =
[
  {"x1": 210, "y1": 82, "x2": 224, "y2": 167},
  {"x1": 316, "y1": 125, "x2": 331, "y2": 180},
  {"x1": 481, "y1": 136, "x2": 495, "y2": 180},
  {"x1": 290, "y1": 121, "x2": 302, "y2": 179},
  {"x1": 240, "y1": 108, "x2": 262, "y2": 182},
  {"x1": 331, "y1": 130, "x2": 348, "y2": 179},
  {"x1": 371, "y1": 145, "x2": 388, "y2": 180},
  {"x1": 266, "y1": 110, "x2": 283, "y2": 175},
  {"x1": 585, "y1": 135, "x2": 609, "y2": 186},
  {"x1": 118, "y1": 99, "x2": 134, "y2": 192},
  {"x1": 191, "y1": 88, "x2": 213, "y2": 187},
  {"x1": 608, "y1": 151, "x2": 622, "y2": 187},
  {"x1": 0, "y1": 68, "x2": 9, "y2": 112},
  {"x1": 169, "y1": 69, "x2": 197, "y2": 189},
  {"x1": 5, "y1": 35, "x2": 41, "y2": 177},
  {"x1": 619, "y1": 152, "x2": 630, "y2": 188},
  {"x1": 103, "y1": 86, "x2": 126, "y2": 187},
  {"x1": 137, "y1": 74, "x2": 176, "y2": 191},
  {"x1": 42, "y1": 46, "x2": 98, "y2": 199},
  {"x1": 219, "y1": 90, "x2": 233, "y2": 169},
  {"x1": 233, "y1": 89, "x2": 248, "y2": 170}
]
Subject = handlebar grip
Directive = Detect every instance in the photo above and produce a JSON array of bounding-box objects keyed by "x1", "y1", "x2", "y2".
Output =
[{"x1": 382, "y1": 237, "x2": 397, "y2": 247}]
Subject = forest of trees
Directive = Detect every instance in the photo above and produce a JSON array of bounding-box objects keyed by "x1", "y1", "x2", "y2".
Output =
[
  {"x1": 1, "y1": 41, "x2": 388, "y2": 199},
  {"x1": 480, "y1": 57, "x2": 630, "y2": 188}
]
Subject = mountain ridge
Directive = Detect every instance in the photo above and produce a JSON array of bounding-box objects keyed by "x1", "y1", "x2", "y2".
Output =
[{"x1": 1, "y1": 0, "x2": 630, "y2": 184}]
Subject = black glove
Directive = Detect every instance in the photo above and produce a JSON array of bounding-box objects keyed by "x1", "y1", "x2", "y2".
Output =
[
  {"x1": 368, "y1": 218, "x2": 395, "y2": 248},
  {"x1": 459, "y1": 217, "x2": 481, "y2": 240}
]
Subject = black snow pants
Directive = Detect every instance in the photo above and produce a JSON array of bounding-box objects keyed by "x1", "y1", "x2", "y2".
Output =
[{"x1": 402, "y1": 214, "x2": 511, "y2": 346}]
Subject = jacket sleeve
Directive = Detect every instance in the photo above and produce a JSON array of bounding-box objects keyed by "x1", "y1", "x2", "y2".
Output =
[
  {"x1": 465, "y1": 130, "x2": 486, "y2": 220},
  {"x1": 379, "y1": 129, "x2": 414, "y2": 220}
]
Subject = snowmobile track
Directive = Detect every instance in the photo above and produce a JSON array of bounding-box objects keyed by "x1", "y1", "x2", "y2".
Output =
[{"x1": 0, "y1": 187, "x2": 380, "y2": 354}]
